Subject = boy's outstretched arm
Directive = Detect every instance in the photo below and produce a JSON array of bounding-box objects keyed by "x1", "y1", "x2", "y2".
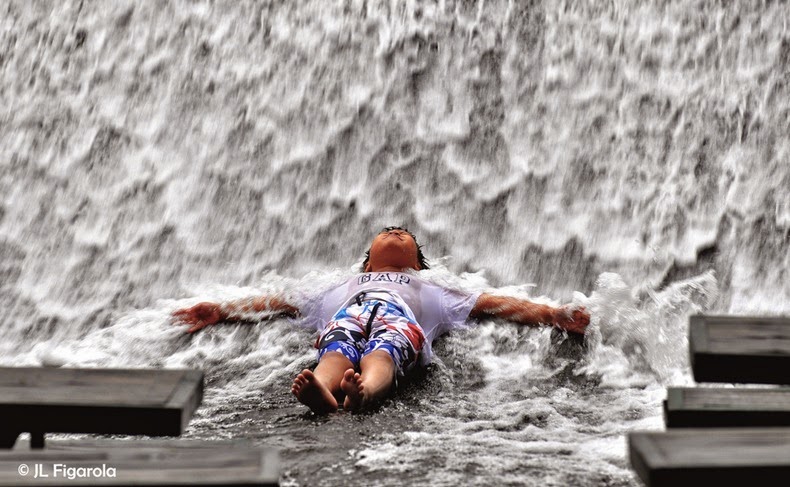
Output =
[
  {"x1": 172, "y1": 296, "x2": 300, "y2": 334},
  {"x1": 469, "y1": 293, "x2": 589, "y2": 335}
]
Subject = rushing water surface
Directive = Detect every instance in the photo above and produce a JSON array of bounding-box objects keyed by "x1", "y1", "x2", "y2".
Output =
[{"x1": 2, "y1": 0, "x2": 789, "y2": 485}]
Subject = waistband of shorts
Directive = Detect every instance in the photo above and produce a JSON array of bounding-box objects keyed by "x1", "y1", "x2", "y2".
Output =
[{"x1": 353, "y1": 297, "x2": 407, "y2": 316}]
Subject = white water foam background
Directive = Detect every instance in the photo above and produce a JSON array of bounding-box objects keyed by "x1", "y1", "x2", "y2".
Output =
[{"x1": 1, "y1": 0, "x2": 789, "y2": 485}]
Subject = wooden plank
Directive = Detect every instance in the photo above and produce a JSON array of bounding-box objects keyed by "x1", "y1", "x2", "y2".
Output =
[
  {"x1": 0, "y1": 368, "x2": 204, "y2": 447},
  {"x1": 665, "y1": 387, "x2": 790, "y2": 427},
  {"x1": 0, "y1": 440, "x2": 278, "y2": 486},
  {"x1": 629, "y1": 428, "x2": 790, "y2": 486},
  {"x1": 689, "y1": 315, "x2": 790, "y2": 384},
  {"x1": 163, "y1": 370, "x2": 204, "y2": 433},
  {"x1": 0, "y1": 368, "x2": 187, "y2": 406}
]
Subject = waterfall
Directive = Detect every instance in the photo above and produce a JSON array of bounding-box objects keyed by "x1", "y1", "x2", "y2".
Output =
[{"x1": 1, "y1": 1, "x2": 787, "y2": 485}]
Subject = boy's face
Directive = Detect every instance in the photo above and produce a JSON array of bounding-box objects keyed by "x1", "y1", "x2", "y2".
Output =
[{"x1": 364, "y1": 228, "x2": 420, "y2": 272}]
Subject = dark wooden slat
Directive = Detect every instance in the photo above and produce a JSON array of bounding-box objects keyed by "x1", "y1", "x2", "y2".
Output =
[
  {"x1": 163, "y1": 370, "x2": 204, "y2": 433},
  {"x1": 689, "y1": 315, "x2": 790, "y2": 384},
  {"x1": 0, "y1": 368, "x2": 204, "y2": 448},
  {"x1": 0, "y1": 368, "x2": 187, "y2": 406},
  {"x1": 665, "y1": 387, "x2": 790, "y2": 427},
  {"x1": 0, "y1": 440, "x2": 278, "y2": 486},
  {"x1": 629, "y1": 428, "x2": 790, "y2": 486}
]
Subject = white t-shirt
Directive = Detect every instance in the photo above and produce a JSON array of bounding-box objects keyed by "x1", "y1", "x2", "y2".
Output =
[{"x1": 299, "y1": 272, "x2": 482, "y2": 366}]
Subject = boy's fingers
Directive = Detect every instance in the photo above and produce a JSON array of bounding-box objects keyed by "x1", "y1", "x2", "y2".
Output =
[
  {"x1": 173, "y1": 314, "x2": 203, "y2": 327},
  {"x1": 187, "y1": 320, "x2": 207, "y2": 334}
]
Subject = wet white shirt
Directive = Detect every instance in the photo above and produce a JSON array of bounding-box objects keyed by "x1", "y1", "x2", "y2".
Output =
[{"x1": 299, "y1": 272, "x2": 481, "y2": 365}]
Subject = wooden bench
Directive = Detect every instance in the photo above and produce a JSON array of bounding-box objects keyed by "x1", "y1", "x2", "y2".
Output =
[
  {"x1": 0, "y1": 368, "x2": 203, "y2": 449},
  {"x1": 629, "y1": 429, "x2": 790, "y2": 486},
  {"x1": 0, "y1": 439, "x2": 278, "y2": 486},
  {"x1": 664, "y1": 387, "x2": 790, "y2": 428},
  {"x1": 690, "y1": 315, "x2": 790, "y2": 384}
]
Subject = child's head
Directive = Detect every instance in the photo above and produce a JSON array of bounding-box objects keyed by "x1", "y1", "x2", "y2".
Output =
[{"x1": 362, "y1": 226, "x2": 429, "y2": 272}]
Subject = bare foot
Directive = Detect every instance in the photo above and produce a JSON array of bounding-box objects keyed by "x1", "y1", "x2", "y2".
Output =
[
  {"x1": 291, "y1": 369, "x2": 338, "y2": 414},
  {"x1": 341, "y1": 368, "x2": 364, "y2": 411}
]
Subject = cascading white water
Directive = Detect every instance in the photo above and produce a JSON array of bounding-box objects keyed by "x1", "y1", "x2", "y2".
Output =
[{"x1": 1, "y1": 1, "x2": 788, "y2": 485}]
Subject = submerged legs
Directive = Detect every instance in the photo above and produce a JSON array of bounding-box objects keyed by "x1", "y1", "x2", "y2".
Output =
[
  {"x1": 291, "y1": 351, "x2": 351, "y2": 414},
  {"x1": 291, "y1": 350, "x2": 396, "y2": 414},
  {"x1": 341, "y1": 350, "x2": 396, "y2": 412}
]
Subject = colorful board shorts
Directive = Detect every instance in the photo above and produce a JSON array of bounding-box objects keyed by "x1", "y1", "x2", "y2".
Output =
[{"x1": 316, "y1": 298, "x2": 426, "y2": 375}]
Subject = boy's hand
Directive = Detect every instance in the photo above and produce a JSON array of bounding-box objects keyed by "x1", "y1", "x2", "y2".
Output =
[
  {"x1": 172, "y1": 302, "x2": 224, "y2": 333},
  {"x1": 554, "y1": 305, "x2": 590, "y2": 335}
]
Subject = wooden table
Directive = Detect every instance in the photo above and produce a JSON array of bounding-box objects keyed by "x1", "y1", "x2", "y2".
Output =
[
  {"x1": 629, "y1": 428, "x2": 790, "y2": 486},
  {"x1": 0, "y1": 440, "x2": 278, "y2": 486},
  {"x1": 0, "y1": 368, "x2": 203, "y2": 449},
  {"x1": 664, "y1": 387, "x2": 790, "y2": 428},
  {"x1": 690, "y1": 315, "x2": 790, "y2": 384}
]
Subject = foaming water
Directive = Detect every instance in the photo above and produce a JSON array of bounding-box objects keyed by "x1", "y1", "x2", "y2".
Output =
[
  {"x1": 580, "y1": 271, "x2": 718, "y2": 387},
  {"x1": 4, "y1": 267, "x2": 716, "y2": 485},
  {"x1": 1, "y1": 0, "x2": 789, "y2": 485}
]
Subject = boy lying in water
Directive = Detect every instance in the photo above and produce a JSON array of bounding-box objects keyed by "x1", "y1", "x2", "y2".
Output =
[{"x1": 172, "y1": 227, "x2": 589, "y2": 414}]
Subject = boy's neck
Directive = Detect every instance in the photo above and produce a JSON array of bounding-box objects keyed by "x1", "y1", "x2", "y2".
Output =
[{"x1": 368, "y1": 265, "x2": 411, "y2": 273}]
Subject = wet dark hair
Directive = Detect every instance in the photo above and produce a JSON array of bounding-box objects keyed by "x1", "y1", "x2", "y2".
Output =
[{"x1": 362, "y1": 226, "x2": 430, "y2": 271}]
